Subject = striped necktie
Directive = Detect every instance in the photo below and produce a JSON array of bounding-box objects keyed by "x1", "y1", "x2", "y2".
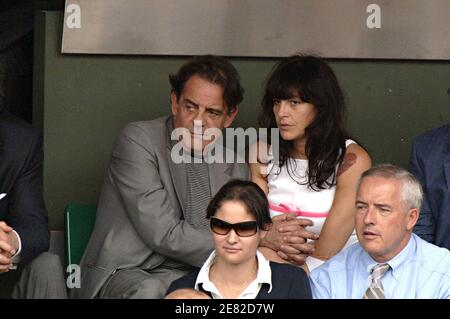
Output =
[{"x1": 363, "y1": 263, "x2": 390, "y2": 299}]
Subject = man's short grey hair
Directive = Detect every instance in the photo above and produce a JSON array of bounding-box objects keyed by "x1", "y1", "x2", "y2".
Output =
[{"x1": 357, "y1": 164, "x2": 423, "y2": 212}]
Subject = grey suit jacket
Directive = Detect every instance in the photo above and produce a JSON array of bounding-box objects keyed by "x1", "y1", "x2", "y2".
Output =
[{"x1": 73, "y1": 116, "x2": 249, "y2": 298}]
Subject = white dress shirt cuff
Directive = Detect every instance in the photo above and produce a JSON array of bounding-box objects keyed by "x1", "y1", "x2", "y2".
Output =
[{"x1": 11, "y1": 229, "x2": 22, "y2": 265}]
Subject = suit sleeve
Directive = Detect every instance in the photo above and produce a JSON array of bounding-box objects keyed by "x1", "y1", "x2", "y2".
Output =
[
  {"x1": 409, "y1": 140, "x2": 435, "y2": 243},
  {"x1": 108, "y1": 124, "x2": 213, "y2": 266},
  {"x1": 8, "y1": 132, "x2": 50, "y2": 265},
  {"x1": 288, "y1": 268, "x2": 312, "y2": 299}
]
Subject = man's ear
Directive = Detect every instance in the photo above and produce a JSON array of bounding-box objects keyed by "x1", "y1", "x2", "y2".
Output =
[
  {"x1": 170, "y1": 91, "x2": 179, "y2": 116},
  {"x1": 223, "y1": 107, "x2": 238, "y2": 128},
  {"x1": 406, "y1": 208, "x2": 419, "y2": 231}
]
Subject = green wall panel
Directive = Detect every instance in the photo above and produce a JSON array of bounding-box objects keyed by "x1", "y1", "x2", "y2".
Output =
[{"x1": 34, "y1": 11, "x2": 450, "y2": 230}]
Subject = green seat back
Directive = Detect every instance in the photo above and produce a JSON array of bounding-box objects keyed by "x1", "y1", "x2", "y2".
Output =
[{"x1": 65, "y1": 203, "x2": 97, "y2": 266}]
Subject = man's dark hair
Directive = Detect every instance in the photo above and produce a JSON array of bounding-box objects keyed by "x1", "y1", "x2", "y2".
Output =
[
  {"x1": 169, "y1": 55, "x2": 244, "y2": 113},
  {"x1": 206, "y1": 179, "x2": 272, "y2": 230}
]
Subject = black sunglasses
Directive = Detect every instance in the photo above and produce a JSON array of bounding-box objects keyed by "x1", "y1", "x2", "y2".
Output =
[{"x1": 210, "y1": 217, "x2": 259, "y2": 237}]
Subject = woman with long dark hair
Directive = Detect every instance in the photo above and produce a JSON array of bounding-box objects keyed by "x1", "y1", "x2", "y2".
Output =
[
  {"x1": 166, "y1": 180, "x2": 312, "y2": 299},
  {"x1": 251, "y1": 55, "x2": 371, "y2": 272}
]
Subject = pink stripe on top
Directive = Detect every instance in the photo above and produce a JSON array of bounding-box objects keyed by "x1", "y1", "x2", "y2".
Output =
[{"x1": 269, "y1": 202, "x2": 329, "y2": 218}]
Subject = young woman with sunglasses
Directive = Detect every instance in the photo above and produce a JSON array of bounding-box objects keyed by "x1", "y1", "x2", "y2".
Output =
[
  {"x1": 251, "y1": 55, "x2": 372, "y2": 272},
  {"x1": 166, "y1": 180, "x2": 312, "y2": 299}
]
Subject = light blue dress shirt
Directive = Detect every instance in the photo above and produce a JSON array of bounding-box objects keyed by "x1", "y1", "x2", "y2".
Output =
[{"x1": 310, "y1": 234, "x2": 450, "y2": 299}]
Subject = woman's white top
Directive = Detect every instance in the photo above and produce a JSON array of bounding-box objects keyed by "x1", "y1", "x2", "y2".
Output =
[{"x1": 265, "y1": 140, "x2": 359, "y2": 270}]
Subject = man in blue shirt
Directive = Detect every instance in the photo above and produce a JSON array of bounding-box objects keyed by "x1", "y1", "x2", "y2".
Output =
[{"x1": 310, "y1": 164, "x2": 450, "y2": 299}]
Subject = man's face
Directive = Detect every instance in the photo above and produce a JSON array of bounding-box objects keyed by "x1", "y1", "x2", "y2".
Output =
[
  {"x1": 171, "y1": 75, "x2": 237, "y2": 152},
  {"x1": 355, "y1": 176, "x2": 418, "y2": 263}
]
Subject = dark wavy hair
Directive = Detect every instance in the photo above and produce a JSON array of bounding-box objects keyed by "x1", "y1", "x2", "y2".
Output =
[
  {"x1": 169, "y1": 55, "x2": 244, "y2": 113},
  {"x1": 206, "y1": 180, "x2": 272, "y2": 230},
  {"x1": 259, "y1": 54, "x2": 349, "y2": 190}
]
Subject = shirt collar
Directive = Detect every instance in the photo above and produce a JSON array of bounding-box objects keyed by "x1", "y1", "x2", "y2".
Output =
[
  {"x1": 362, "y1": 234, "x2": 416, "y2": 280},
  {"x1": 194, "y1": 250, "x2": 273, "y2": 298},
  {"x1": 195, "y1": 251, "x2": 221, "y2": 298},
  {"x1": 255, "y1": 250, "x2": 273, "y2": 293}
]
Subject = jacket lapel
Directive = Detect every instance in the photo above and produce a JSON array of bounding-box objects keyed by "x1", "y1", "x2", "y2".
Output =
[
  {"x1": 166, "y1": 118, "x2": 187, "y2": 214},
  {"x1": 167, "y1": 150, "x2": 187, "y2": 214},
  {"x1": 444, "y1": 159, "x2": 450, "y2": 199}
]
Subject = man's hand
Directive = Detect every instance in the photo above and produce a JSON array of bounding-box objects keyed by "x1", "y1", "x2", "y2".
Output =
[
  {"x1": 261, "y1": 214, "x2": 318, "y2": 266},
  {"x1": 277, "y1": 236, "x2": 316, "y2": 265},
  {"x1": 0, "y1": 221, "x2": 18, "y2": 273}
]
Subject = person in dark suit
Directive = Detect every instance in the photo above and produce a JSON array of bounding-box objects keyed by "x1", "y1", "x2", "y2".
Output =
[
  {"x1": 166, "y1": 180, "x2": 312, "y2": 299},
  {"x1": 0, "y1": 109, "x2": 67, "y2": 298},
  {"x1": 409, "y1": 124, "x2": 450, "y2": 250}
]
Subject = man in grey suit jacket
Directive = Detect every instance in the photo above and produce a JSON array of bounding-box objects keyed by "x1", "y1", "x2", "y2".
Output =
[{"x1": 73, "y1": 55, "x2": 314, "y2": 298}]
